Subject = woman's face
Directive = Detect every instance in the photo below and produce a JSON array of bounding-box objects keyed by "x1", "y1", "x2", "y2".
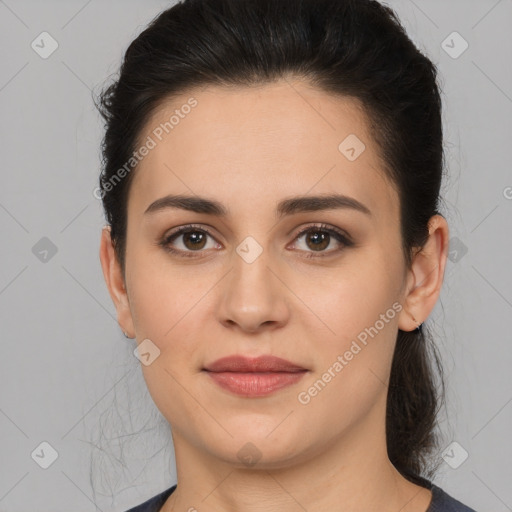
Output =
[{"x1": 101, "y1": 79, "x2": 437, "y2": 469}]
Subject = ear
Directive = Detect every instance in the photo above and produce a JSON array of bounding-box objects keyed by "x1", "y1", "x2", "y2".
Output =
[
  {"x1": 99, "y1": 226, "x2": 135, "y2": 338},
  {"x1": 397, "y1": 214, "x2": 450, "y2": 332}
]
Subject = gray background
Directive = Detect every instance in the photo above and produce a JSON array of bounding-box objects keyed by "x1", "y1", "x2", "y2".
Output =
[{"x1": 0, "y1": 0, "x2": 511, "y2": 510}]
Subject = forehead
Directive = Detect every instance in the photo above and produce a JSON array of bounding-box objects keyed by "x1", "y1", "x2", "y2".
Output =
[{"x1": 129, "y1": 80, "x2": 398, "y2": 219}]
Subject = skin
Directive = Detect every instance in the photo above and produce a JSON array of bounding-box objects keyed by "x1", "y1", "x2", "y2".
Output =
[{"x1": 99, "y1": 78, "x2": 449, "y2": 512}]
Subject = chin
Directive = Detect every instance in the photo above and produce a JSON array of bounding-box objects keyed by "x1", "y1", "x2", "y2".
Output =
[{"x1": 201, "y1": 421, "x2": 313, "y2": 470}]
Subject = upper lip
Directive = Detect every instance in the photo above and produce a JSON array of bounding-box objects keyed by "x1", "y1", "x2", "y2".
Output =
[{"x1": 203, "y1": 355, "x2": 307, "y2": 373}]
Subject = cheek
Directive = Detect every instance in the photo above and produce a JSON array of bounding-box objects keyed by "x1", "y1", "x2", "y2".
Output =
[
  {"x1": 294, "y1": 253, "x2": 401, "y2": 399},
  {"x1": 294, "y1": 254, "x2": 400, "y2": 343},
  {"x1": 129, "y1": 263, "x2": 208, "y2": 423},
  {"x1": 127, "y1": 248, "x2": 204, "y2": 339},
  {"x1": 294, "y1": 287, "x2": 399, "y2": 445}
]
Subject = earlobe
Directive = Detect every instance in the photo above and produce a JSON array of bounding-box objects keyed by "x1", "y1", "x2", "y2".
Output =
[
  {"x1": 397, "y1": 215, "x2": 449, "y2": 332},
  {"x1": 99, "y1": 226, "x2": 135, "y2": 338}
]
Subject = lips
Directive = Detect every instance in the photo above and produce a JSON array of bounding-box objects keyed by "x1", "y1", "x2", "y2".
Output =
[
  {"x1": 203, "y1": 355, "x2": 308, "y2": 397},
  {"x1": 203, "y1": 355, "x2": 307, "y2": 373}
]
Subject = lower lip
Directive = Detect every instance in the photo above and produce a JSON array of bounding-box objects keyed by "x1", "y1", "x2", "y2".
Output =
[{"x1": 205, "y1": 371, "x2": 307, "y2": 397}]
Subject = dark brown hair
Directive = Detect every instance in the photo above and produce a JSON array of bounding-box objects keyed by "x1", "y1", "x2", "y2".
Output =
[{"x1": 95, "y1": 0, "x2": 446, "y2": 486}]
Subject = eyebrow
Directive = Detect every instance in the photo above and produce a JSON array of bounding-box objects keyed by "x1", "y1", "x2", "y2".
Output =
[{"x1": 144, "y1": 193, "x2": 372, "y2": 219}]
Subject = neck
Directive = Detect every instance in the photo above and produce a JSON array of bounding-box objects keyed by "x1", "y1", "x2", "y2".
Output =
[{"x1": 162, "y1": 392, "x2": 432, "y2": 512}]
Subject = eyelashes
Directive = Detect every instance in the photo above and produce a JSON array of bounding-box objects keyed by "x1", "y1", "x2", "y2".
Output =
[
  {"x1": 158, "y1": 223, "x2": 354, "y2": 259},
  {"x1": 159, "y1": 224, "x2": 219, "y2": 258},
  {"x1": 292, "y1": 224, "x2": 353, "y2": 258}
]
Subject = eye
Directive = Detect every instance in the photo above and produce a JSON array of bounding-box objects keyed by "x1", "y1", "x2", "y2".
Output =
[
  {"x1": 159, "y1": 224, "x2": 220, "y2": 258},
  {"x1": 290, "y1": 223, "x2": 353, "y2": 258}
]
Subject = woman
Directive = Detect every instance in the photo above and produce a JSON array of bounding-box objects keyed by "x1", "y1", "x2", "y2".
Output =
[{"x1": 96, "y1": 0, "x2": 477, "y2": 510}]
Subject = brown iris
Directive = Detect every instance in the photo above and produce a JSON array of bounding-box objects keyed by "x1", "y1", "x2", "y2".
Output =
[
  {"x1": 304, "y1": 230, "x2": 330, "y2": 251},
  {"x1": 182, "y1": 230, "x2": 208, "y2": 250}
]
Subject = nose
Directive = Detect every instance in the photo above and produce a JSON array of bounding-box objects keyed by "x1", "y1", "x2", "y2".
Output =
[{"x1": 216, "y1": 248, "x2": 290, "y2": 334}]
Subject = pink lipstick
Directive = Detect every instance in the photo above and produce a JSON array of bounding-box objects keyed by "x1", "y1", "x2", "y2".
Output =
[{"x1": 203, "y1": 355, "x2": 308, "y2": 397}]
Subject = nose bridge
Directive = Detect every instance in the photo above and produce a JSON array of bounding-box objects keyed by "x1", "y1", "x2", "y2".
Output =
[
  {"x1": 230, "y1": 236, "x2": 275, "y2": 306},
  {"x1": 217, "y1": 234, "x2": 289, "y2": 330}
]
